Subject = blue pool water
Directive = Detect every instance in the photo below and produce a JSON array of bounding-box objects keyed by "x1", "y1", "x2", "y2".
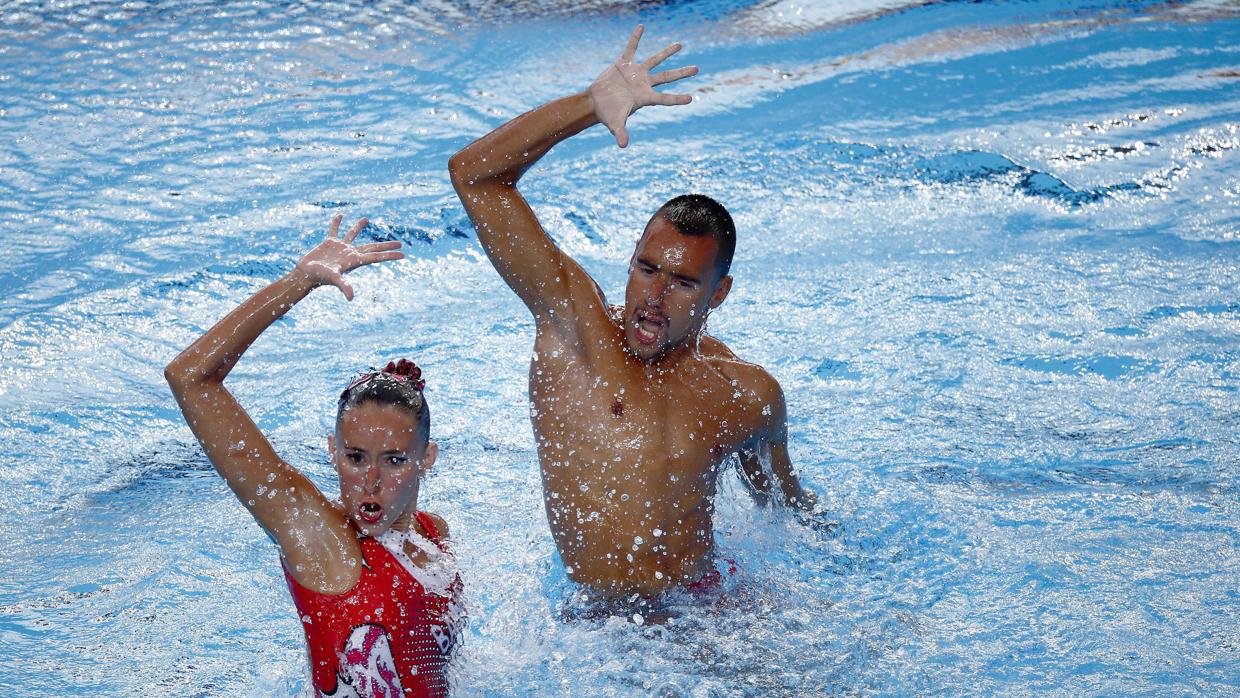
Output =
[{"x1": 2, "y1": 0, "x2": 1238, "y2": 695}]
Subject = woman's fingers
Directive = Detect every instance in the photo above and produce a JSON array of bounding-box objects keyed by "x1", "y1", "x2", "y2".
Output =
[
  {"x1": 342, "y1": 217, "x2": 369, "y2": 244},
  {"x1": 327, "y1": 213, "x2": 343, "y2": 239},
  {"x1": 326, "y1": 271, "x2": 354, "y2": 301},
  {"x1": 355, "y1": 240, "x2": 402, "y2": 254},
  {"x1": 363, "y1": 251, "x2": 405, "y2": 265}
]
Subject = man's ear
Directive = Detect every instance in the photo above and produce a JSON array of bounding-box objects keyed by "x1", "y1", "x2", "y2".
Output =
[
  {"x1": 708, "y1": 274, "x2": 732, "y2": 309},
  {"x1": 419, "y1": 441, "x2": 439, "y2": 474}
]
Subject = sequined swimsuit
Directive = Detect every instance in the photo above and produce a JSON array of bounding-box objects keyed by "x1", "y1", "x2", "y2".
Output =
[{"x1": 282, "y1": 512, "x2": 463, "y2": 698}]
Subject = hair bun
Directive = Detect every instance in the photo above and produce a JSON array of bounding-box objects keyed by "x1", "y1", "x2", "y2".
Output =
[{"x1": 383, "y1": 358, "x2": 425, "y2": 390}]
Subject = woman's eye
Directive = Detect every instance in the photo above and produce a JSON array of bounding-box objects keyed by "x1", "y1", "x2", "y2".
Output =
[
  {"x1": 388, "y1": 456, "x2": 408, "y2": 467},
  {"x1": 346, "y1": 452, "x2": 364, "y2": 464}
]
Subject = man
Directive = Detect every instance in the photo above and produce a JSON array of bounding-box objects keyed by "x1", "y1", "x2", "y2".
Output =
[{"x1": 449, "y1": 26, "x2": 816, "y2": 600}]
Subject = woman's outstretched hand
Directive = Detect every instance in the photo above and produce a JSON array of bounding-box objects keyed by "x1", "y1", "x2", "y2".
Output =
[
  {"x1": 588, "y1": 24, "x2": 699, "y2": 148},
  {"x1": 294, "y1": 214, "x2": 404, "y2": 300}
]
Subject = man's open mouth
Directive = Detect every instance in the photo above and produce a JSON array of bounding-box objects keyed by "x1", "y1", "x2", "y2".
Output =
[{"x1": 633, "y1": 311, "x2": 666, "y2": 345}]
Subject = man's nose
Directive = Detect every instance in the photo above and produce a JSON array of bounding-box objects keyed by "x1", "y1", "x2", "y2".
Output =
[{"x1": 646, "y1": 277, "x2": 670, "y2": 304}]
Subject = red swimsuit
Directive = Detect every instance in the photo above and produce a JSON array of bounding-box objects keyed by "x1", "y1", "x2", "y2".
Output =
[{"x1": 283, "y1": 512, "x2": 463, "y2": 698}]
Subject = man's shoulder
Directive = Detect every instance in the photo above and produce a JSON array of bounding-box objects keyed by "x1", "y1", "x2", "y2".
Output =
[
  {"x1": 699, "y1": 335, "x2": 782, "y2": 400},
  {"x1": 535, "y1": 303, "x2": 623, "y2": 352}
]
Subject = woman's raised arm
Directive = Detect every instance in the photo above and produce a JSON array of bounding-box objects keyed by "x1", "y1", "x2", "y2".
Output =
[{"x1": 165, "y1": 215, "x2": 402, "y2": 550}]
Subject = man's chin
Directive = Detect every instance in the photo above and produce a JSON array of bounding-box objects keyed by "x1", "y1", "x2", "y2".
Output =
[{"x1": 625, "y1": 332, "x2": 671, "y2": 361}]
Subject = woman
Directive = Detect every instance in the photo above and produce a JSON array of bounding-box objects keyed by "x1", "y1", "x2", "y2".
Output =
[{"x1": 165, "y1": 215, "x2": 463, "y2": 697}]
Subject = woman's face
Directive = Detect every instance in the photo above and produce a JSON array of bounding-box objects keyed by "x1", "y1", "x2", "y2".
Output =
[{"x1": 330, "y1": 401, "x2": 436, "y2": 537}]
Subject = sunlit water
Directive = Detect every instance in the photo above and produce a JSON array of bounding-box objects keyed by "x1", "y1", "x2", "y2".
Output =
[{"x1": 2, "y1": 0, "x2": 1238, "y2": 695}]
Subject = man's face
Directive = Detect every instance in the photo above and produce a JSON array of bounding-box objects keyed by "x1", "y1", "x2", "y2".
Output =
[{"x1": 623, "y1": 215, "x2": 731, "y2": 361}]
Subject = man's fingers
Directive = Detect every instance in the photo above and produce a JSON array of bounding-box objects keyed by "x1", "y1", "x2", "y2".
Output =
[
  {"x1": 651, "y1": 65, "x2": 698, "y2": 86},
  {"x1": 327, "y1": 213, "x2": 343, "y2": 239},
  {"x1": 621, "y1": 24, "x2": 643, "y2": 62},
  {"x1": 642, "y1": 42, "x2": 682, "y2": 71},
  {"x1": 342, "y1": 217, "x2": 369, "y2": 244},
  {"x1": 601, "y1": 116, "x2": 630, "y2": 148},
  {"x1": 656, "y1": 92, "x2": 694, "y2": 107}
]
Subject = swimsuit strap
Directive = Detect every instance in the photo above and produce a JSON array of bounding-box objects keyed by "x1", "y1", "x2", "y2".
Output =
[
  {"x1": 374, "y1": 514, "x2": 457, "y2": 598},
  {"x1": 415, "y1": 510, "x2": 442, "y2": 544}
]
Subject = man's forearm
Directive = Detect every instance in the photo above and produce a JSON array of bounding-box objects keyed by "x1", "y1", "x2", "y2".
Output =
[
  {"x1": 771, "y1": 460, "x2": 812, "y2": 508},
  {"x1": 449, "y1": 92, "x2": 598, "y2": 188}
]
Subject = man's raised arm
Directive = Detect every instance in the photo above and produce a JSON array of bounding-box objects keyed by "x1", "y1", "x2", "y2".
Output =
[{"x1": 448, "y1": 25, "x2": 697, "y2": 326}]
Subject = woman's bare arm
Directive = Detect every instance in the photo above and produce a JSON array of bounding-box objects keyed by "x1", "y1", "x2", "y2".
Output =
[{"x1": 165, "y1": 216, "x2": 402, "y2": 560}]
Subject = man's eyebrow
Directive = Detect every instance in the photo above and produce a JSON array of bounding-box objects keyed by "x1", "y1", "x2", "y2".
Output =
[{"x1": 635, "y1": 256, "x2": 660, "y2": 269}]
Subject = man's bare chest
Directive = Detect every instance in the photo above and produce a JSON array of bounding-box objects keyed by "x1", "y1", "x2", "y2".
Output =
[{"x1": 529, "y1": 349, "x2": 757, "y2": 461}]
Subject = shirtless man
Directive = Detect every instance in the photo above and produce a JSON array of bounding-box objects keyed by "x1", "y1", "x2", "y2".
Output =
[{"x1": 449, "y1": 26, "x2": 816, "y2": 599}]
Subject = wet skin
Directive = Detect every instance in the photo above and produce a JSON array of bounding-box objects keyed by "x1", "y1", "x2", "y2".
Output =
[
  {"x1": 530, "y1": 217, "x2": 782, "y2": 595},
  {"x1": 450, "y1": 27, "x2": 811, "y2": 598},
  {"x1": 164, "y1": 216, "x2": 447, "y2": 596},
  {"x1": 331, "y1": 402, "x2": 435, "y2": 539}
]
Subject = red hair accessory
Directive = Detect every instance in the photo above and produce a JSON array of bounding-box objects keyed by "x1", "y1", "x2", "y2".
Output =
[
  {"x1": 343, "y1": 359, "x2": 426, "y2": 393},
  {"x1": 382, "y1": 358, "x2": 425, "y2": 391}
]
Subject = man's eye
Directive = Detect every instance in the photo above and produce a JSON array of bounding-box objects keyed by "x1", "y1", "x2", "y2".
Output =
[{"x1": 676, "y1": 279, "x2": 695, "y2": 289}]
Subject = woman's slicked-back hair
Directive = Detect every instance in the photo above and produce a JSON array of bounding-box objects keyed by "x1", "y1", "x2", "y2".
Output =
[
  {"x1": 336, "y1": 359, "x2": 430, "y2": 441},
  {"x1": 655, "y1": 194, "x2": 736, "y2": 279}
]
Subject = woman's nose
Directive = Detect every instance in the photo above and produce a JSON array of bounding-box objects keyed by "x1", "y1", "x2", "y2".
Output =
[{"x1": 363, "y1": 463, "x2": 381, "y2": 491}]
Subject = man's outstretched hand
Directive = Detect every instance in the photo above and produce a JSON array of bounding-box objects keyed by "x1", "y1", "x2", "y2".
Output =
[{"x1": 588, "y1": 24, "x2": 699, "y2": 148}]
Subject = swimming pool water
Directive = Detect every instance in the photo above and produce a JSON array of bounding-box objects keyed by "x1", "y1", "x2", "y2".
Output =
[{"x1": 1, "y1": 0, "x2": 1238, "y2": 695}]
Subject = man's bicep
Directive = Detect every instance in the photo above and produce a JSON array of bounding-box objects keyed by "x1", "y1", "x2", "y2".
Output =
[
  {"x1": 455, "y1": 181, "x2": 577, "y2": 320},
  {"x1": 735, "y1": 367, "x2": 794, "y2": 495},
  {"x1": 751, "y1": 372, "x2": 812, "y2": 508}
]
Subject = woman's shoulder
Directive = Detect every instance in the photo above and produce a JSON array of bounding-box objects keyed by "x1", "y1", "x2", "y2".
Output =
[{"x1": 417, "y1": 511, "x2": 450, "y2": 542}]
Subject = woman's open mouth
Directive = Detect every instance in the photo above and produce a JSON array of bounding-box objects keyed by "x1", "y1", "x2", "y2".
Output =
[{"x1": 358, "y1": 502, "x2": 383, "y2": 524}]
